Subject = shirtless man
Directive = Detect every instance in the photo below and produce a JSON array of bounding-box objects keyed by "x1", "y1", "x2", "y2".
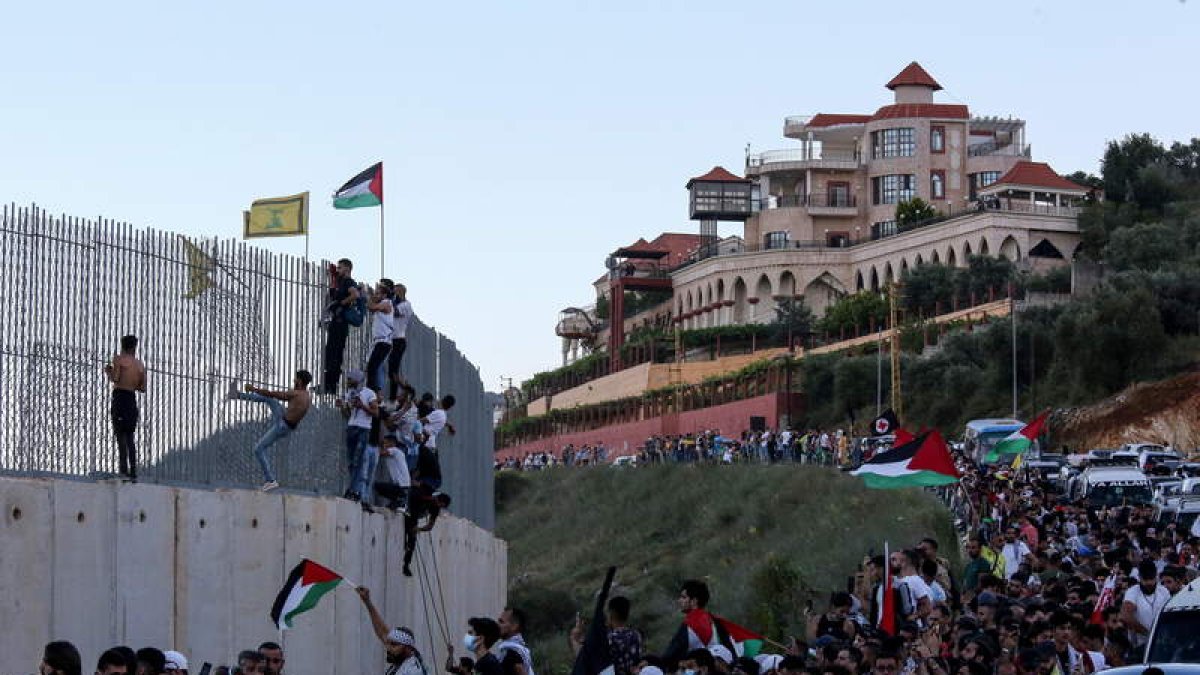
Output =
[
  {"x1": 105, "y1": 335, "x2": 146, "y2": 481},
  {"x1": 227, "y1": 370, "x2": 314, "y2": 491}
]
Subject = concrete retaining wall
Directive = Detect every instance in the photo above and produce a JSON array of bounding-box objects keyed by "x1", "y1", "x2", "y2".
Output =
[{"x1": 0, "y1": 476, "x2": 507, "y2": 675}]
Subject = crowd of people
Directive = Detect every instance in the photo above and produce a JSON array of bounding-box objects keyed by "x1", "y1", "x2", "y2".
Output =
[
  {"x1": 496, "y1": 427, "x2": 895, "y2": 471},
  {"x1": 34, "y1": 641, "x2": 286, "y2": 675}
]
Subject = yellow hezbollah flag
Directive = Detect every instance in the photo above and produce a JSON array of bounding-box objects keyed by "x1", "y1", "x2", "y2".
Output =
[
  {"x1": 180, "y1": 236, "x2": 216, "y2": 299},
  {"x1": 243, "y1": 192, "x2": 309, "y2": 238}
]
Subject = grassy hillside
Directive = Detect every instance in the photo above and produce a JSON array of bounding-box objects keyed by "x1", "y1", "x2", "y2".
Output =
[{"x1": 495, "y1": 464, "x2": 958, "y2": 675}]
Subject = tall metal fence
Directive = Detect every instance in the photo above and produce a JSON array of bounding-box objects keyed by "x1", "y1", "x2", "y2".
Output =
[{"x1": 0, "y1": 204, "x2": 494, "y2": 529}]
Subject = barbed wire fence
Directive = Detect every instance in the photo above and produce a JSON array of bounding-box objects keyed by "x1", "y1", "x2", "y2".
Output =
[{"x1": 0, "y1": 203, "x2": 494, "y2": 529}]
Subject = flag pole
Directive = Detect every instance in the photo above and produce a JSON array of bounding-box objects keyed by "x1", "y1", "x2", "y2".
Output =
[{"x1": 379, "y1": 200, "x2": 385, "y2": 278}]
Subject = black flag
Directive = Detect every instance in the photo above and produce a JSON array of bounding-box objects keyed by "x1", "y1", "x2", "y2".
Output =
[
  {"x1": 571, "y1": 567, "x2": 617, "y2": 675},
  {"x1": 870, "y1": 409, "x2": 900, "y2": 436}
]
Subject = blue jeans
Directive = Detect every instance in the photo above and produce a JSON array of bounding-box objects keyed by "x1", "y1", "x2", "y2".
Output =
[
  {"x1": 239, "y1": 391, "x2": 292, "y2": 483},
  {"x1": 354, "y1": 444, "x2": 380, "y2": 501},
  {"x1": 345, "y1": 426, "x2": 369, "y2": 495}
]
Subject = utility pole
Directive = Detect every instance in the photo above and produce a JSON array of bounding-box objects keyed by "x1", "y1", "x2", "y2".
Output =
[
  {"x1": 1010, "y1": 282, "x2": 1018, "y2": 419},
  {"x1": 500, "y1": 376, "x2": 514, "y2": 421},
  {"x1": 889, "y1": 282, "x2": 902, "y2": 422}
]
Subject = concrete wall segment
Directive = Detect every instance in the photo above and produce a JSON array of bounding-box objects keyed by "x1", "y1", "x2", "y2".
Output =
[{"x1": 0, "y1": 476, "x2": 507, "y2": 675}]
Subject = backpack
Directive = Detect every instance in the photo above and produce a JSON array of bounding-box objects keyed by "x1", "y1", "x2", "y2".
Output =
[{"x1": 343, "y1": 290, "x2": 366, "y2": 327}]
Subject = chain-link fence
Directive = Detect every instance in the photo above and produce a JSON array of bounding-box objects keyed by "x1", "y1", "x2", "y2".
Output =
[{"x1": 0, "y1": 204, "x2": 494, "y2": 529}]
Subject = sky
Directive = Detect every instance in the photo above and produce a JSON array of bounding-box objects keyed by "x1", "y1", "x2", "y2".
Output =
[{"x1": 1, "y1": 0, "x2": 1196, "y2": 391}]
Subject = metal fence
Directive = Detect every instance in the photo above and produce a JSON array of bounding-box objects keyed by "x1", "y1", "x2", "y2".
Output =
[{"x1": 0, "y1": 204, "x2": 494, "y2": 529}]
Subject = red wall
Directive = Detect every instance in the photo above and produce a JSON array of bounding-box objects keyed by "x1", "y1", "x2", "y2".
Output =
[{"x1": 496, "y1": 393, "x2": 804, "y2": 460}]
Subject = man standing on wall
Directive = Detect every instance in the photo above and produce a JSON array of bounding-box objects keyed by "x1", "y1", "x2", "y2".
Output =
[
  {"x1": 105, "y1": 334, "x2": 146, "y2": 481},
  {"x1": 388, "y1": 283, "x2": 413, "y2": 398},
  {"x1": 226, "y1": 371, "x2": 313, "y2": 492},
  {"x1": 366, "y1": 279, "x2": 394, "y2": 392},
  {"x1": 322, "y1": 258, "x2": 360, "y2": 395}
]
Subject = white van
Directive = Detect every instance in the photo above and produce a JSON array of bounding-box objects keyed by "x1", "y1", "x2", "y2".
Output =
[{"x1": 1146, "y1": 578, "x2": 1200, "y2": 663}]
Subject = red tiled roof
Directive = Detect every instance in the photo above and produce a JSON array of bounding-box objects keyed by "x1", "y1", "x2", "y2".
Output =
[
  {"x1": 686, "y1": 166, "x2": 748, "y2": 188},
  {"x1": 886, "y1": 62, "x2": 943, "y2": 91},
  {"x1": 806, "y1": 113, "x2": 871, "y2": 128},
  {"x1": 990, "y1": 162, "x2": 1086, "y2": 192},
  {"x1": 871, "y1": 103, "x2": 969, "y2": 121},
  {"x1": 596, "y1": 232, "x2": 703, "y2": 284}
]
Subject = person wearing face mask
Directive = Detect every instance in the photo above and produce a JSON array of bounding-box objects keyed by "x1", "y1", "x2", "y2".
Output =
[
  {"x1": 456, "y1": 617, "x2": 503, "y2": 675},
  {"x1": 1120, "y1": 560, "x2": 1171, "y2": 656},
  {"x1": 355, "y1": 586, "x2": 429, "y2": 675}
]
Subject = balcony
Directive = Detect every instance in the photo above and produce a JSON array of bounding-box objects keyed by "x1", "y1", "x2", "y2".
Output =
[
  {"x1": 759, "y1": 192, "x2": 858, "y2": 216},
  {"x1": 967, "y1": 141, "x2": 1032, "y2": 158},
  {"x1": 745, "y1": 148, "x2": 860, "y2": 175}
]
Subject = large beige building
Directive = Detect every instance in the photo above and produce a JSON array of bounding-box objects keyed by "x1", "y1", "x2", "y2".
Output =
[{"x1": 670, "y1": 62, "x2": 1087, "y2": 330}]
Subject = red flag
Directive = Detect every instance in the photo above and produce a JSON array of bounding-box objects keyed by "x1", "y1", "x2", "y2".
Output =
[
  {"x1": 894, "y1": 428, "x2": 916, "y2": 446},
  {"x1": 1090, "y1": 572, "x2": 1117, "y2": 625},
  {"x1": 908, "y1": 429, "x2": 961, "y2": 479},
  {"x1": 880, "y1": 543, "x2": 895, "y2": 636}
]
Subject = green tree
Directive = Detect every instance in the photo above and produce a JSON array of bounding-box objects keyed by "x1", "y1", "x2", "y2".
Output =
[
  {"x1": 1103, "y1": 222, "x2": 1184, "y2": 272},
  {"x1": 896, "y1": 197, "x2": 937, "y2": 229},
  {"x1": 955, "y1": 255, "x2": 1014, "y2": 301},
  {"x1": 1102, "y1": 133, "x2": 1167, "y2": 204},
  {"x1": 594, "y1": 294, "x2": 610, "y2": 320},
  {"x1": 901, "y1": 263, "x2": 957, "y2": 315},
  {"x1": 817, "y1": 291, "x2": 888, "y2": 336},
  {"x1": 772, "y1": 297, "x2": 815, "y2": 346}
]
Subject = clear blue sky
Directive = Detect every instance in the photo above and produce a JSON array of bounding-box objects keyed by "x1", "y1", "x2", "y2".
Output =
[{"x1": 2, "y1": 0, "x2": 1195, "y2": 391}]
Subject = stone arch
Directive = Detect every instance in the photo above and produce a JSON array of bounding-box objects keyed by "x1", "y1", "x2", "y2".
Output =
[
  {"x1": 870, "y1": 267, "x2": 880, "y2": 291},
  {"x1": 884, "y1": 262, "x2": 895, "y2": 285},
  {"x1": 900, "y1": 258, "x2": 910, "y2": 277},
  {"x1": 931, "y1": 249, "x2": 940, "y2": 264},
  {"x1": 1071, "y1": 242, "x2": 1085, "y2": 260},
  {"x1": 732, "y1": 276, "x2": 748, "y2": 323},
  {"x1": 1029, "y1": 238, "x2": 1064, "y2": 259},
  {"x1": 962, "y1": 240, "x2": 972, "y2": 261},
  {"x1": 979, "y1": 237, "x2": 990, "y2": 256},
  {"x1": 856, "y1": 270, "x2": 865, "y2": 291},
  {"x1": 803, "y1": 271, "x2": 848, "y2": 317},
  {"x1": 999, "y1": 236, "x2": 1021, "y2": 261},
  {"x1": 754, "y1": 273, "x2": 774, "y2": 322},
  {"x1": 716, "y1": 278, "x2": 726, "y2": 301},
  {"x1": 916, "y1": 253, "x2": 924, "y2": 266},
  {"x1": 778, "y1": 270, "x2": 797, "y2": 298}
]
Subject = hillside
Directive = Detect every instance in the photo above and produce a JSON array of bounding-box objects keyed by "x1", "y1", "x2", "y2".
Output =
[
  {"x1": 495, "y1": 465, "x2": 958, "y2": 675},
  {"x1": 1053, "y1": 369, "x2": 1200, "y2": 451}
]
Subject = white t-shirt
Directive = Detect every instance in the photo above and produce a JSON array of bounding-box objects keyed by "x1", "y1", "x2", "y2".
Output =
[
  {"x1": 1001, "y1": 542, "x2": 1031, "y2": 579},
  {"x1": 392, "y1": 299, "x2": 413, "y2": 340},
  {"x1": 371, "y1": 299, "x2": 394, "y2": 344},
  {"x1": 1123, "y1": 584, "x2": 1171, "y2": 646},
  {"x1": 381, "y1": 445, "x2": 411, "y2": 486},
  {"x1": 423, "y1": 408, "x2": 447, "y2": 448},
  {"x1": 345, "y1": 387, "x2": 376, "y2": 429}
]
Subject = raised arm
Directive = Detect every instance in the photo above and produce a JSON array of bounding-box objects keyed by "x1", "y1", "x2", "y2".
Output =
[{"x1": 356, "y1": 586, "x2": 391, "y2": 643}]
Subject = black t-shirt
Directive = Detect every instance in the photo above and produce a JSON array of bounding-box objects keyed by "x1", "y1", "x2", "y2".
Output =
[
  {"x1": 474, "y1": 654, "x2": 503, "y2": 675},
  {"x1": 500, "y1": 651, "x2": 523, "y2": 675},
  {"x1": 417, "y1": 446, "x2": 442, "y2": 484},
  {"x1": 329, "y1": 276, "x2": 357, "y2": 315}
]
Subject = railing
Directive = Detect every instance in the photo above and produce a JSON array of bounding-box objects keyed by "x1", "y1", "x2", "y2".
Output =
[
  {"x1": 0, "y1": 204, "x2": 496, "y2": 527},
  {"x1": 968, "y1": 141, "x2": 1032, "y2": 158},
  {"x1": 606, "y1": 261, "x2": 673, "y2": 280},
  {"x1": 747, "y1": 148, "x2": 859, "y2": 169},
  {"x1": 764, "y1": 193, "x2": 857, "y2": 210}
]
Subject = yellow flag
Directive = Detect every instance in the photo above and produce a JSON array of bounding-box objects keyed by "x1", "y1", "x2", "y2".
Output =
[
  {"x1": 243, "y1": 192, "x2": 309, "y2": 238},
  {"x1": 180, "y1": 236, "x2": 216, "y2": 299},
  {"x1": 1011, "y1": 452, "x2": 1024, "y2": 471}
]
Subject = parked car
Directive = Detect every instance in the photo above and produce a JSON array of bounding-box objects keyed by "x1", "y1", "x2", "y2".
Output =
[{"x1": 1146, "y1": 578, "x2": 1200, "y2": 664}]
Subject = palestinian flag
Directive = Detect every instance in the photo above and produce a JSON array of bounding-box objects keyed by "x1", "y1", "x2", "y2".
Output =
[
  {"x1": 714, "y1": 617, "x2": 765, "y2": 658},
  {"x1": 985, "y1": 412, "x2": 1048, "y2": 462},
  {"x1": 852, "y1": 430, "x2": 960, "y2": 489},
  {"x1": 270, "y1": 559, "x2": 344, "y2": 630},
  {"x1": 1089, "y1": 572, "x2": 1118, "y2": 625},
  {"x1": 333, "y1": 162, "x2": 383, "y2": 209}
]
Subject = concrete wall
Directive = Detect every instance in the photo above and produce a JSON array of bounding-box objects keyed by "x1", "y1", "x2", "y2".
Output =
[{"x1": 0, "y1": 476, "x2": 507, "y2": 675}]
